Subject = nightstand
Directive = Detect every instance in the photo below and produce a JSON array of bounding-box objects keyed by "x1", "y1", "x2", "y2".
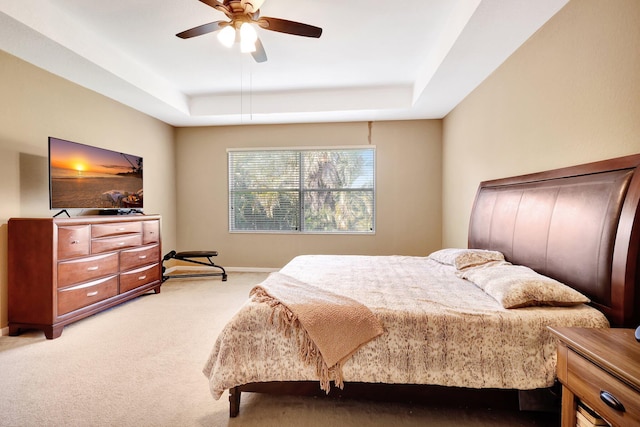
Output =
[{"x1": 548, "y1": 327, "x2": 640, "y2": 427}]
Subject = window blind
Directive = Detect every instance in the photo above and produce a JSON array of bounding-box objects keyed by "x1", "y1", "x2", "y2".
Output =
[{"x1": 228, "y1": 147, "x2": 375, "y2": 233}]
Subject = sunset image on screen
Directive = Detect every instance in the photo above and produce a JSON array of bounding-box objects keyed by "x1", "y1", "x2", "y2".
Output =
[{"x1": 49, "y1": 137, "x2": 143, "y2": 209}]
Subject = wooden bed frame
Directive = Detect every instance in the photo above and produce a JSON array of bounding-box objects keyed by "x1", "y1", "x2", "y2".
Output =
[
  {"x1": 227, "y1": 154, "x2": 640, "y2": 417},
  {"x1": 469, "y1": 154, "x2": 640, "y2": 328}
]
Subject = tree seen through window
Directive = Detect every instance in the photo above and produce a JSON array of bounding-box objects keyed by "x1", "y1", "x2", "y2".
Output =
[{"x1": 228, "y1": 148, "x2": 375, "y2": 233}]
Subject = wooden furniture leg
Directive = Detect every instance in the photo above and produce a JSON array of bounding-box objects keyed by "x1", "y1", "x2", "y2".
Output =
[
  {"x1": 229, "y1": 387, "x2": 241, "y2": 417},
  {"x1": 560, "y1": 385, "x2": 577, "y2": 427}
]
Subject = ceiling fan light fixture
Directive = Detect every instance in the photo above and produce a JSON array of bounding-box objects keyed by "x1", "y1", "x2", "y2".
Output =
[
  {"x1": 239, "y1": 22, "x2": 258, "y2": 53},
  {"x1": 217, "y1": 25, "x2": 235, "y2": 48},
  {"x1": 240, "y1": 22, "x2": 257, "y2": 43}
]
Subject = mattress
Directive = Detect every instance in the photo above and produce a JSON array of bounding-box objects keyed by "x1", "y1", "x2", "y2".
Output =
[{"x1": 203, "y1": 255, "x2": 609, "y2": 399}]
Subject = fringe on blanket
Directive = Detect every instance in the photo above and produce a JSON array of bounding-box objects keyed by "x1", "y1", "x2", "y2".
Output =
[{"x1": 251, "y1": 288, "x2": 344, "y2": 393}]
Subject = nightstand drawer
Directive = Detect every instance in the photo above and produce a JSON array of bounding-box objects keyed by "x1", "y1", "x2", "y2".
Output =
[{"x1": 567, "y1": 350, "x2": 640, "y2": 426}]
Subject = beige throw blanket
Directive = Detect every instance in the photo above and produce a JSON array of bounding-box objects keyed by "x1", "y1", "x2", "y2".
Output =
[{"x1": 250, "y1": 272, "x2": 385, "y2": 392}]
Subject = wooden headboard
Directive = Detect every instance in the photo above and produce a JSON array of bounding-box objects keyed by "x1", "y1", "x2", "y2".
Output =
[{"x1": 468, "y1": 154, "x2": 640, "y2": 327}]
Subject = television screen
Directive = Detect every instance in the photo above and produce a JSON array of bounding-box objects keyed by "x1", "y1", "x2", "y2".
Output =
[{"x1": 48, "y1": 137, "x2": 143, "y2": 210}]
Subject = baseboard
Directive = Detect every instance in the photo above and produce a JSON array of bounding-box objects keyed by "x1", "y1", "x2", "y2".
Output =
[
  {"x1": 0, "y1": 326, "x2": 8, "y2": 337},
  {"x1": 226, "y1": 266, "x2": 279, "y2": 273}
]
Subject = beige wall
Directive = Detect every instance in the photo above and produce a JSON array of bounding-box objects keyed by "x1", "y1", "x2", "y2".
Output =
[
  {"x1": 442, "y1": 0, "x2": 640, "y2": 248},
  {"x1": 0, "y1": 51, "x2": 177, "y2": 330},
  {"x1": 175, "y1": 120, "x2": 442, "y2": 268},
  {"x1": 5, "y1": 0, "x2": 638, "y2": 330}
]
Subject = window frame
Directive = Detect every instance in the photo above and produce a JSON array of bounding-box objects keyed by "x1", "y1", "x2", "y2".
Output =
[{"x1": 227, "y1": 146, "x2": 376, "y2": 234}]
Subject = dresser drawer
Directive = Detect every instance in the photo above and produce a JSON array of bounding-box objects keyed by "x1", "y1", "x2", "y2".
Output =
[
  {"x1": 57, "y1": 275, "x2": 118, "y2": 316},
  {"x1": 120, "y1": 244, "x2": 160, "y2": 271},
  {"x1": 119, "y1": 263, "x2": 161, "y2": 293},
  {"x1": 143, "y1": 220, "x2": 160, "y2": 244},
  {"x1": 57, "y1": 225, "x2": 91, "y2": 259},
  {"x1": 91, "y1": 234, "x2": 143, "y2": 254},
  {"x1": 567, "y1": 350, "x2": 640, "y2": 426},
  {"x1": 91, "y1": 221, "x2": 142, "y2": 238},
  {"x1": 58, "y1": 252, "x2": 119, "y2": 288}
]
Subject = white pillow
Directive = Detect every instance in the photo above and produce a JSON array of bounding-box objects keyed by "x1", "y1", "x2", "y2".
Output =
[
  {"x1": 458, "y1": 262, "x2": 590, "y2": 309},
  {"x1": 428, "y1": 248, "x2": 505, "y2": 270}
]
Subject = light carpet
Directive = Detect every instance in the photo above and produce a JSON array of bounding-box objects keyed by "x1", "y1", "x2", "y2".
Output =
[{"x1": 0, "y1": 273, "x2": 559, "y2": 426}]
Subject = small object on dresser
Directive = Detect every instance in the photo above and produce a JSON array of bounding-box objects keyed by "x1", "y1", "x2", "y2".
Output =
[
  {"x1": 577, "y1": 402, "x2": 609, "y2": 426},
  {"x1": 635, "y1": 325, "x2": 640, "y2": 342}
]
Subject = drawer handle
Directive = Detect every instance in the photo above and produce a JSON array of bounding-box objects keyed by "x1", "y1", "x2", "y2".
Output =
[
  {"x1": 71, "y1": 240, "x2": 80, "y2": 245},
  {"x1": 118, "y1": 242, "x2": 125, "y2": 246},
  {"x1": 138, "y1": 255, "x2": 147, "y2": 259},
  {"x1": 87, "y1": 266, "x2": 99, "y2": 271},
  {"x1": 138, "y1": 275, "x2": 147, "y2": 280},
  {"x1": 87, "y1": 291, "x2": 99, "y2": 297},
  {"x1": 117, "y1": 227, "x2": 126, "y2": 231},
  {"x1": 600, "y1": 390, "x2": 625, "y2": 412}
]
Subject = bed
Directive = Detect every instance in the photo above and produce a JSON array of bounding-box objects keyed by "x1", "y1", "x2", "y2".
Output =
[{"x1": 203, "y1": 154, "x2": 640, "y2": 417}]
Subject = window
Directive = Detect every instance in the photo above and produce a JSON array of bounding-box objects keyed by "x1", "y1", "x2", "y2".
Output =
[{"x1": 228, "y1": 147, "x2": 375, "y2": 233}]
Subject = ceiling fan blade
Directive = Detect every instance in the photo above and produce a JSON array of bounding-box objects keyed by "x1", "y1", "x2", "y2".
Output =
[
  {"x1": 251, "y1": 37, "x2": 267, "y2": 63},
  {"x1": 200, "y1": 0, "x2": 227, "y2": 10},
  {"x1": 257, "y1": 17, "x2": 322, "y2": 38},
  {"x1": 176, "y1": 21, "x2": 225, "y2": 39},
  {"x1": 198, "y1": 0, "x2": 232, "y2": 18}
]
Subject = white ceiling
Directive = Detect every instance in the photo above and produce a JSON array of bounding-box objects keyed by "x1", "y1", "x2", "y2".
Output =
[{"x1": 0, "y1": 0, "x2": 568, "y2": 127}]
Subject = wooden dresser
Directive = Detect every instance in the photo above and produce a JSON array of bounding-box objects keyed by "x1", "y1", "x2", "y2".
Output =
[
  {"x1": 8, "y1": 215, "x2": 162, "y2": 339},
  {"x1": 549, "y1": 327, "x2": 640, "y2": 427}
]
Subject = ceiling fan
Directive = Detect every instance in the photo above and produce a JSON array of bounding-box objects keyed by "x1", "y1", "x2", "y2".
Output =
[{"x1": 176, "y1": 0, "x2": 323, "y2": 63}]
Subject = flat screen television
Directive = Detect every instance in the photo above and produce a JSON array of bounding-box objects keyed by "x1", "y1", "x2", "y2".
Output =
[{"x1": 48, "y1": 137, "x2": 143, "y2": 212}]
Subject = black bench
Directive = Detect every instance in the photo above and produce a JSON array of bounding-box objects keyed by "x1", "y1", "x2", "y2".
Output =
[{"x1": 162, "y1": 250, "x2": 227, "y2": 282}]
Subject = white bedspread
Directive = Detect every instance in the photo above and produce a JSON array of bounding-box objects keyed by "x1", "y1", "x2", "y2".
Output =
[{"x1": 203, "y1": 255, "x2": 609, "y2": 399}]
